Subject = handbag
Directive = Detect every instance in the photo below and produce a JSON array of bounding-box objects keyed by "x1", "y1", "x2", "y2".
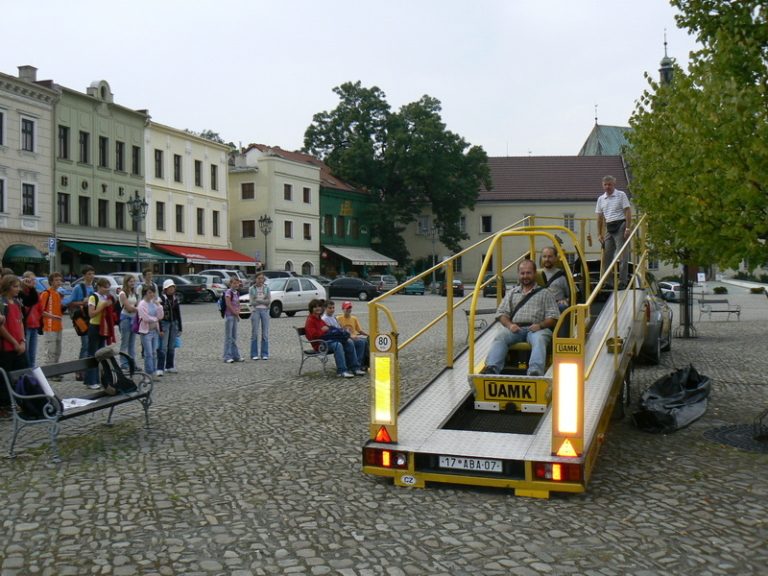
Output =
[
  {"x1": 322, "y1": 326, "x2": 349, "y2": 342},
  {"x1": 71, "y1": 306, "x2": 89, "y2": 336},
  {"x1": 131, "y1": 314, "x2": 141, "y2": 334}
]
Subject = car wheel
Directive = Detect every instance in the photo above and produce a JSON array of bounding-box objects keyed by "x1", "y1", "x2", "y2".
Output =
[
  {"x1": 642, "y1": 335, "x2": 662, "y2": 365},
  {"x1": 286, "y1": 311, "x2": 297, "y2": 317},
  {"x1": 203, "y1": 290, "x2": 216, "y2": 303},
  {"x1": 269, "y1": 302, "x2": 283, "y2": 318},
  {"x1": 358, "y1": 291, "x2": 369, "y2": 301}
]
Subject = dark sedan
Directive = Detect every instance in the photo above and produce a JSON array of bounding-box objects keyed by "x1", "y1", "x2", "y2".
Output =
[
  {"x1": 153, "y1": 274, "x2": 207, "y2": 304},
  {"x1": 327, "y1": 277, "x2": 379, "y2": 301}
]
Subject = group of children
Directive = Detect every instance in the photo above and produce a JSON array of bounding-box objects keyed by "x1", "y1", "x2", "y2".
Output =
[{"x1": 304, "y1": 298, "x2": 369, "y2": 378}]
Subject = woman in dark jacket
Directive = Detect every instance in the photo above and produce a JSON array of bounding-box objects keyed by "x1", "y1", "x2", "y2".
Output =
[{"x1": 157, "y1": 279, "x2": 182, "y2": 375}]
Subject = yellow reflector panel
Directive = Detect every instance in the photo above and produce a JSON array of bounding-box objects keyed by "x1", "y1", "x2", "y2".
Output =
[
  {"x1": 382, "y1": 450, "x2": 391, "y2": 467},
  {"x1": 553, "y1": 463, "x2": 562, "y2": 481},
  {"x1": 374, "y1": 356, "x2": 392, "y2": 422},
  {"x1": 557, "y1": 362, "x2": 579, "y2": 434},
  {"x1": 556, "y1": 438, "x2": 578, "y2": 457}
]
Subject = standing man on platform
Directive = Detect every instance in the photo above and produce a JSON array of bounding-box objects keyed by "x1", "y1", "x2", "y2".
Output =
[{"x1": 595, "y1": 175, "x2": 632, "y2": 288}]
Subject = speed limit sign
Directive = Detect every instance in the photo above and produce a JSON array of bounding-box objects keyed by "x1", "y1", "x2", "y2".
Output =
[{"x1": 374, "y1": 334, "x2": 393, "y2": 353}]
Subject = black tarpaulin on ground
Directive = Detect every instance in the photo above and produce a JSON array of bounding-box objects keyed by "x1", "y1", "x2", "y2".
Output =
[{"x1": 633, "y1": 364, "x2": 711, "y2": 433}]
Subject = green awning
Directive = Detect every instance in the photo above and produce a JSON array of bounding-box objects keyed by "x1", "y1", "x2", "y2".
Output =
[
  {"x1": 62, "y1": 241, "x2": 184, "y2": 263},
  {"x1": 2, "y1": 243, "x2": 47, "y2": 263}
]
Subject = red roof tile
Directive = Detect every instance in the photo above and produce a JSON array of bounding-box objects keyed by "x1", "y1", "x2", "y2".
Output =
[{"x1": 480, "y1": 156, "x2": 630, "y2": 202}]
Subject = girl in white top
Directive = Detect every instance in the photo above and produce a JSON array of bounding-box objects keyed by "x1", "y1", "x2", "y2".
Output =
[{"x1": 118, "y1": 274, "x2": 139, "y2": 369}]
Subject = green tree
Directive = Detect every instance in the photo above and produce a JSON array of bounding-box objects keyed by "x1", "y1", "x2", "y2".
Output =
[
  {"x1": 628, "y1": 0, "x2": 768, "y2": 270},
  {"x1": 304, "y1": 81, "x2": 491, "y2": 264}
]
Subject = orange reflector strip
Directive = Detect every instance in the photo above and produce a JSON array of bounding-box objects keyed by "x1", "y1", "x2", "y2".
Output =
[
  {"x1": 556, "y1": 438, "x2": 578, "y2": 457},
  {"x1": 381, "y1": 450, "x2": 391, "y2": 467},
  {"x1": 374, "y1": 426, "x2": 392, "y2": 443}
]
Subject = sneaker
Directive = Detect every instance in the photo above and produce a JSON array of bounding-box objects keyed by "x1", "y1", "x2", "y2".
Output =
[
  {"x1": 252, "y1": 356, "x2": 260, "y2": 361},
  {"x1": 155, "y1": 370, "x2": 164, "y2": 377},
  {"x1": 480, "y1": 365, "x2": 499, "y2": 375},
  {"x1": 261, "y1": 356, "x2": 269, "y2": 360},
  {"x1": 339, "y1": 371, "x2": 354, "y2": 378},
  {"x1": 235, "y1": 358, "x2": 245, "y2": 362},
  {"x1": 225, "y1": 358, "x2": 234, "y2": 364},
  {"x1": 354, "y1": 369, "x2": 366, "y2": 376},
  {"x1": 87, "y1": 383, "x2": 102, "y2": 390},
  {"x1": 166, "y1": 368, "x2": 178, "y2": 373}
]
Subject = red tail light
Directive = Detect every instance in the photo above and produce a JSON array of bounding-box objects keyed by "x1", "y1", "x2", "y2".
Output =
[{"x1": 533, "y1": 461, "x2": 581, "y2": 482}]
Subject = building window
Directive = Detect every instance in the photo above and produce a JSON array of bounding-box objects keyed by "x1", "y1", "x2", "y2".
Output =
[
  {"x1": 241, "y1": 182, "x2": 254, "y2": 200},
  {"x1": 175, "y1": 204, "x2": 184, "y2": 233},
  {"x1": 98, "y1": 198, "x2": 108, "y2": 228},
  {"x1": 210, "y1": 164, "x2": 218, "y2": 190},
  {"x1": 173, "y1": 154, "x2": 182, "y2": 182},
  {"x1": 196, "y1": 207, "x2": 204, "y2": 235},
  {"x1": 564, "y1": 213, "x2": 575, "y2": 231},
  {"x1": 336, "y1": 215, "x2": 345, "y2": 238},
  {"x1": 649, "y1": 258, "x2": 659, "y2": 271},
  {"x1": 303, "y1": 223, "x2": 311, "y2": 240},
  {"x1": 156, "y1": 201, "x2": 165, "y2": 231},
  {"x1": 154, "y1": 149, "x2": 163, "y2": 178},
  {"x1": 283, "y1": 183, "x2": 292, "y2": 201},
  {"x1": 115, "y1": 141, "x2": 125, "y2": 172},
  {"x1": 57, "y1": 193, "x2": 69, "y2": 223},
  {"x1": 194, "y1": 160, "x2": 202, "y2": 186},
  {"x1": 79, "y1": 131, "x2": 90, "y2": 164},
  {"x1": 417, "y1": 215, "x2": 429, "y2": 235},
  {"x1": 481, "y1": 215, "x2": 492, "y2": 234},
  {"x1": 78, "y1": 196, "x2": 90, "y2": 225},
  {"x1": 0, "y1": 111, "x2": 4, "y2": 146},
  {"x1": 98, "y1": 136, "x2": 109, "y2": 168},
  {"x1": 303, "y1": 187, "x2": 311, "y2": 203},
  {"x1": 284, "y1": 220, "x2": 293, "y2": 238},
  {"x1": 58, "y1": 125, "x2": 70, "y2": 159},
  {"x1": 482, "y1": 253, "x2": 493, "y2": 272},
  {"x1": 0, "y1": 179, "x2": 4, "y2": 212},
  {"x1": 115, "y1": 202, "x2": 125, "y2": 230},
  {"x1": 22, "y1": 183, "x2": 35, "y2": 216},
  {"x1": 131, "y1": 146, "x2": 141, "y2": 175},
  {"x1": 323, "y1": 214, "x2": 333, "y2": 235},
  {"x1": 212, "y1": 210, "x2": 220, "y2": 237},
  {"x1": 350, "y1": 218, "x2": 360, "y2": 239},
  {"x1": 458, "y1": 215, "x2": 466, "y2": 233},
  {"x1": 242, "y1": 220, "x2": 255, "y2": 238},
  {"x1": 453, "y1": 256, "x2": 463, "y2": 273},
  {"x1": 21, "y1": 118, "x2": 35, "y2": 152}
]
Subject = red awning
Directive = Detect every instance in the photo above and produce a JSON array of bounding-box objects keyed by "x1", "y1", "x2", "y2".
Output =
[{"x1": 153, "y1": 244, "x2": 255, "y2": 267}]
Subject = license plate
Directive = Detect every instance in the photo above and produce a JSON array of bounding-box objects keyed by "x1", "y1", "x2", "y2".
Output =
[{"x1": 438, "y1": 455, "x2": 503, "y2": 473}]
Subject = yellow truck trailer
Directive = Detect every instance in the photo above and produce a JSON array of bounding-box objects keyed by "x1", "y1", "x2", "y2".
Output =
[{"x1": 362, "y1": 218, "x2": 659, "y2": 498}]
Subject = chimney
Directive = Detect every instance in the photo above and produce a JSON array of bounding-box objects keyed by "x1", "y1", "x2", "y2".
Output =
[{"x1": 18, "y1": 65, "x2": 38, "y2": 83}]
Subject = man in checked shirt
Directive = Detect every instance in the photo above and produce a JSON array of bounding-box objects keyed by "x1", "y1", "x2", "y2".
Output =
[{"x1": 481, "y1": 259, "x2": 560, "y2": 377}]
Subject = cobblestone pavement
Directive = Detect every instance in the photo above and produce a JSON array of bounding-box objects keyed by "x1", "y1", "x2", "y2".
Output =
[{"x1": 1, "y1": 286, "x2": 766, "y2": 575}]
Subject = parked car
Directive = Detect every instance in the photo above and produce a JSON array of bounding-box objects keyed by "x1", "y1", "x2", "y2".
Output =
[
  {"x1": 109, "y1": 271, "x2": 145, "y2": 287},
  {"x1": 480, "y1": 272, "x2": 506, "y2": 298},
  {"x1": 153, "y1": 274, "x2": 207, "y2": 304},
  {"x1": 70, "y1": 274, "x2": 122, "y2": 299},
  {"x1": 240, "y1": 276, "x2": 326, "y2": 318},
  {"x1": 304, "y1": 274, "x2": 332, "y2": 287},
  {"x1": 199, "y1": 269, "x2": 251, "y2": 288},
  {"x1": 35, "y1": 277, "x2": 73, "y2": 299},
  {"x1": 440, "y1": 279, "x2": 465, "y2": 297},
  {"x1": 368, "y1": 274, "x2": 399, "y2": 294},
  {"x1": 261, "y1": 270, "x2": 300, "y2": 279},
  {"x1": 658, "y1": 281, "x2": 682, "y2": 303},
  {"x1": 183, "y1": 274, "x2": 226, "y2": 302},
  {"x1": 401, "y1": 277, "x2": 426, "y2": 295},
  {"x1": 327, "y1": 277, "x2": 379, "y2": 301}
]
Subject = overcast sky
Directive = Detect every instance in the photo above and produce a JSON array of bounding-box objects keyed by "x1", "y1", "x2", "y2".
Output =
[{"x1": 3, "y1": 0, "x2": 699, "y2": 157}]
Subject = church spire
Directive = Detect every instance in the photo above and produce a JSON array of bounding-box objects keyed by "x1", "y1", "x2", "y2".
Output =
[{"x1": 659, "y1": 29, "x2": 674, "y2": 85}]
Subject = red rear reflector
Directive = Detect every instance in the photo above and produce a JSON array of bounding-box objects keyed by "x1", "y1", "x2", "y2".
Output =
[
  {"x1": 534, "y1": 461, "x2": 582, "y2": 482},
  {"x1": 374, "y1": 426, "x2": 392, "y2": 443}
]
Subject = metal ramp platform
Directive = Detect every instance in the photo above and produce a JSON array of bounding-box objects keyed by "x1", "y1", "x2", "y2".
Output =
[{"x1": 390, "y1": 289, "x2": 644, "y2": 463}]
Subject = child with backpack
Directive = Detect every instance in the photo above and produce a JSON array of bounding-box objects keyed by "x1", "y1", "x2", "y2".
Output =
[{"x1": 40, "y1": 272, "x2": 65, "y2": 371}]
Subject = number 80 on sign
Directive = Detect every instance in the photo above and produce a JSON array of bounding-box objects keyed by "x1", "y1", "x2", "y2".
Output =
[{"x1": 374, "y1": 334, "x2": 393, "y2": 353}]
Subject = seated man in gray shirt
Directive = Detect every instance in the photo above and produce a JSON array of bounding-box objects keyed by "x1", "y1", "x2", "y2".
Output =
[
  {"x1": 540, "y1": 246, "x2": 570, "y2": 311},
  {"x1": 482, "y1": 259, "x2": 560, "y2": 377}
]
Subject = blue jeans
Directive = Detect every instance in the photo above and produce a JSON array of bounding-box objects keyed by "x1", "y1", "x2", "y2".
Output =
[
  {"x1": 485, "y1": 326, "x2": 552, "y2": 375},
  {"x1": 351, "y1": 337, "x2": 368, "y2": 368},
  {"x1": 119, "y1": 315, "x2": 137, "y2": 369},
  {"x1": 86, "y1": 324, "x2": 106, "y2": 386},
  {"x1": 602, "y1": 221, "x2": 629, "y2": 286},
  {"x1": 223, "y1": 315, "x2": 242, "y2": 361},
  {"x1": 157, "y1": 320, "x2": 178, "y2": 371},
  {"x1": 140, "y1": 331, "x2": 159, "y2": 374},
  {"x1": 25, "y1": 327, "x2": 39, "y2": 368},
  {"x1": 327, "y1": 338, "x2": 360, "y2": 374},
  {"x1": 250, "y1": 308, "x2": 270, "y2": 358}
]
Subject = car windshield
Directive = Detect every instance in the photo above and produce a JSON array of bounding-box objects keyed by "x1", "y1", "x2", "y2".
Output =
[{"x1": 267, "y1": 278, "x2": 288, "y2": 290}]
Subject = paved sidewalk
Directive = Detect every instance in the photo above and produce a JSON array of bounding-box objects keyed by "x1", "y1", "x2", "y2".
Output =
[{"x1": 0, "y1": 291, "x2": 766, "y2": 575}]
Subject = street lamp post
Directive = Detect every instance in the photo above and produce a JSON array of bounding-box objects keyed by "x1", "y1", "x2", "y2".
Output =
[
  {"x1": 258, "y1": 214, "x2": 273, "y2": 270},
  {"x1": 127, "y1": 191, "x2": 149, "y2": 273},
  {"x1": 429, "y1": 224, "x2": 440, "y2": 288}
]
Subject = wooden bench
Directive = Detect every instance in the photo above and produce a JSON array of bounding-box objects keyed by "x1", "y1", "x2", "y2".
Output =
[
  {"x1": 295, "y1": 327, "x2": 330, "y2": 375},
  {"x1": 1, "y1": 353, "x2": 153, "y2": 462},
  {"x1": 698, "y1": 298, "x2": 741, "y2": 321}
]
